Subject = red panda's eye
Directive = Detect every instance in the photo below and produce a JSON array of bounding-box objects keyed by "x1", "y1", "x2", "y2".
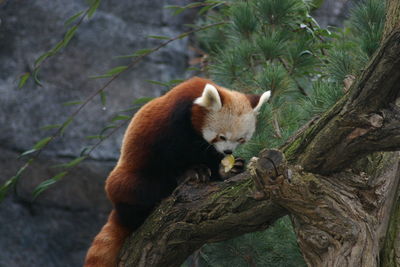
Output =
[{"x1": 219, "y1": 135, "x2": 227, "y2": 141}]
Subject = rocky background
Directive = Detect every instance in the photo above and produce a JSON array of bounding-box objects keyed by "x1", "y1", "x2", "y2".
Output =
[
  {"x1": 0, "y1": 0, "x2": 356, "y2": 266},
  {"x1": 0, "y1": 0, "x2": 190, "y2": 266}
]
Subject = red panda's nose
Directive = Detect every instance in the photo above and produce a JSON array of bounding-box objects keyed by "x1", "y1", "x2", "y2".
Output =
[{"x1": 223, "y1": 149, "x2": 232, "y2": 155}]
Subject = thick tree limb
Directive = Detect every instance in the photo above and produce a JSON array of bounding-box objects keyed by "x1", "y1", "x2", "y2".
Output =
[{"x1": 118, "y1": 151, "x2": 287, "y2": 267}]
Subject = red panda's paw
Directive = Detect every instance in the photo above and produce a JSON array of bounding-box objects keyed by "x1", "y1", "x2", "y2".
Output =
[
  {"x1": 220, "y1": 158, "x2": 245, "y2": 180},
  {"x1": 183, "y1": 165, "x2": 212, "y2": 184}
]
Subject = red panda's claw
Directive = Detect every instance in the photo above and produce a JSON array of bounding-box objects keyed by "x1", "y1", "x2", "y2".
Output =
[
  {"x1": 186, "y1": 165, "x2": 211, "y2": 183},
  {"x1": 230, "y1": 157, "x2": 245, "y2": 174}
]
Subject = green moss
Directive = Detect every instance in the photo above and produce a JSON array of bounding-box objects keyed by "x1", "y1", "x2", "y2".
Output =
[
  {"x1": 283, "y1": 134, "x2": 306, "y2": 162},
  {"x1": 210, "y1": 179, "x2": 253, "y2": 202},
  {"x1": 352, "y1": 152, "x2": 399, "y2": 178},
  {"x1": 381, "y1": 198, "x2": 400, "y2": 267},
  {"x1": 300, "y1": 173, "x2": 319, "y2": 184}
]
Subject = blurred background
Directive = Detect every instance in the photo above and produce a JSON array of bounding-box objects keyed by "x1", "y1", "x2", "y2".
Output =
[{"x1": 0, "y1": 0, "x2": 361, "y2": 266}]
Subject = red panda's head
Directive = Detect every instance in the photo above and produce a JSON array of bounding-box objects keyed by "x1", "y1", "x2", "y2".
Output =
[{"x1": 193, "y1": 83, "x2": 270, "y2": 155}]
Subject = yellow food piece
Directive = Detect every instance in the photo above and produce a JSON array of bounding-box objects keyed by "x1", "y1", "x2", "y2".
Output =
[{"x1": 221, "y1": 154, "x2": 235, "y2": 172}]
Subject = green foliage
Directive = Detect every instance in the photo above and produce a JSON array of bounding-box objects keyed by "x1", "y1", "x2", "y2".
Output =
[
  {"x1": 32, "y1": 171, "x2": 68, "y2": 199},
  {"x1": 322, "y1": 0, "x2": 385, "y2": 85},
  {"x1": 194, "y1": 217, "x2": 306, "y2": 267},
  {"x1": 231, "y1": 2, "x2": 258, "y2": 38},
  {"x1": 301, "y1": 81, "x2": 343, "y2": 116},
  {"x1": 349, "y1": 0, "x2": 386, "y2": 57},
  {"x1": 256, "y1": 0, "x2": 307, "y2": 25},
  {"x1": 189, "y1": 0, "x2": 387, "y2": 266},
  {"x1": 17, "y1": 72, "x2": 30, "y2": 89},
  {"x1": 90, "y1": 65, "x2": 129, "y2": 79},
  {"x1": 257, "y1": 63, "x2": 292, "y2": 93},
  {"x1": 256, "y1": 31, "x2": 288, "y2": 61}
]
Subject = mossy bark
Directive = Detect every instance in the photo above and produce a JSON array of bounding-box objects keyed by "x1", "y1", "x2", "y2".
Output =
[
  {"x1": 383, "y1": 0, "x2": 400, "y2": 40},
  {"x1": 118, "y1": 151, "x2": 287, "y2": 267},
  {"x1": 381, "y1": 196, "x2": 400, "y2": 267}
]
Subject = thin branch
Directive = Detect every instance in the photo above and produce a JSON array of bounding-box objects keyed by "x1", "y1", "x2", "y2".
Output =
[{"x1": 278, "y1": 57, "x2": 307, "y2": 96}]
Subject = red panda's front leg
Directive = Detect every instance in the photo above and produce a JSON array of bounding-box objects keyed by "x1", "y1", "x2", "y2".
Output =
[{"x1": 180, "y1": 164, "x2": 212, "y2": 184}]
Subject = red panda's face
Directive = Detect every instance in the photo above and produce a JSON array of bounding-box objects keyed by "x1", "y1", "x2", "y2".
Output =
[
  {"x1": 194, "y1": 84, "x2": 270, "y2": 155},
  {"x1": 202, "y1": 111, "x2": 256, "y2": 154}
]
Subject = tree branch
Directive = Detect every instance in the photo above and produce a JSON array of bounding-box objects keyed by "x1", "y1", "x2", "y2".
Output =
[{"x1": 118, "y1": 152, "x2": 287, "y2": 266}]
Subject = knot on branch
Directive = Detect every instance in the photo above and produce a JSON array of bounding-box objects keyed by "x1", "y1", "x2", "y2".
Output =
[
  {"x1": 346, "y1": 112, "x2": 384, "y2": 140},
  {"x1": 248, "y1": 149, "x2": 291, "y2": 199},
  {"x1": 298, "y1": 228, "x2": 331, "y2": 251}
]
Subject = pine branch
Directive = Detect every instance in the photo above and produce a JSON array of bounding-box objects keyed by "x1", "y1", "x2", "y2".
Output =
[{"x1": 278, "y1": 57, "x2": 308, "y2": 96}]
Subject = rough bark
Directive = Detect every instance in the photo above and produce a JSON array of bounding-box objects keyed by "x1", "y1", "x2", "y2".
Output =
[
  {"x1": 286, "y1": 152, "x2": 400, "y2": 266},
  {"x1": 119, "y1": 1, "x2": 400, "y2": 266},
  {"x1": 118, "y1": 151, "x2": 287, "y2": 266},
  {"x1": 383, "y1": 0, "x2": 400, "y2": 39},
  {"x1": 381, "y1": 191, "x2": 400, "y2": 266}
]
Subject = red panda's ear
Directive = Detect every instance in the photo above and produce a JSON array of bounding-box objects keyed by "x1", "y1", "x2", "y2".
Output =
[
  {"x1": 247, "y1": 91, "x2": 271, "y2": 113},
  {"x1": 194, "y1": 84, "x2": 222, "y2": 111}
]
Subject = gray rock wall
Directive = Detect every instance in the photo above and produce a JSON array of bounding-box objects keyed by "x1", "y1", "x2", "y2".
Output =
[
  {"x1": 312, "y1": 0, "x2": 360, "y2": 28},
  {"x1": 0, "y1": 0, "x2": 190, "y2": 266},
  {"x1": 0, "y1": 0, "x2": 189, "y2": 159}
]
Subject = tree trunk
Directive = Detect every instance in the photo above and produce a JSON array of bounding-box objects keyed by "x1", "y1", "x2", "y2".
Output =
[
  {"x1": 381, "y1": 188, "x2": 400, "y2": 266},
  {"x1": 118, "y1": 1, "x2": 400, "y2": 266},
  {"x1": 287, "y1": 152, "x2": 400, "y2": 266}
]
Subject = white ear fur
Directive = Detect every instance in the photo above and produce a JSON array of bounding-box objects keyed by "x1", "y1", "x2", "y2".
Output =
[
  {"x1": 194, "y1": 84, "x2": 222, "y2": 111},
  {"x1": 253, "y1": 91, "x2": 271, "y2": 113}
]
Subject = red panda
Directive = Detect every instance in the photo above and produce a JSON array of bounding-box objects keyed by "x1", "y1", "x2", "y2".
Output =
[{"x1": 84, "y1": 77, "x2": 270, "y2": 267}]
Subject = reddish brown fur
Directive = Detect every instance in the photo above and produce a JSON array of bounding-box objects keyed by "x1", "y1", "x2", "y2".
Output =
[
  {"x1": 106, "y1": 78, "x2": 217, "y2": 202},
  {"x1": 84, "y1": 77, "x2": 225, "y2": 266},
  {"x1": 84, "y1": 77, "x2": 259, "y2": 267},
  {"x1": 84, "y1": 211, "x2": 130, "y2": 267}
]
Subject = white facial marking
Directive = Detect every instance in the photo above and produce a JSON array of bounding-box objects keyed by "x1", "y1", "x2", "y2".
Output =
[
  {"x1": 202, "y1": 128, "x2": 217, "y2": 143},
  {"x1": 214, "y1": 140, "x2": 239, "y2": 154},
  {"x1": 202, "y1": 110, "x2": 257, "y2": 154}
]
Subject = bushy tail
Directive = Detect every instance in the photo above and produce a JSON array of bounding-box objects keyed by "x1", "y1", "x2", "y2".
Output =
[{"x1": 84, "y1": 210, "x2": 131, "y2": 267}]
